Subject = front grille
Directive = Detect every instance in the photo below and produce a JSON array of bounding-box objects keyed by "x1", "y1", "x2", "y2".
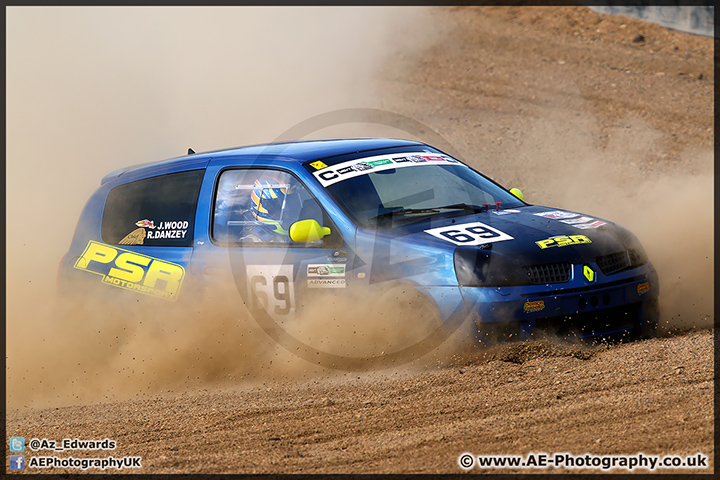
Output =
[
  {"x1": 596, "y1": 251, "x2": 631, "y2": 275},
  {"x1": 522, "y1": 263, "x2": 571, "y2": 284},
  {"x1": 534, "y1": 303, "x2": 640, "y2": 338}
]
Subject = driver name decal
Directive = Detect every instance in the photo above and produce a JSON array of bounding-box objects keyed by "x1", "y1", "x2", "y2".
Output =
[{"x1": 424, "y1": 222, "x2": 514, "y2": 246}]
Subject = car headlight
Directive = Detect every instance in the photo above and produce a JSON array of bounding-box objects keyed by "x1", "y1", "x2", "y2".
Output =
[
  {"x1": 454, "y1": 247, "x2": 491, "y2": 286},
  {"x1": 454, "y1": 246, "x2": 532, "y2": 287},
  {"x1": 617, "y1": 226, "x2": 649, "y2": 268}
]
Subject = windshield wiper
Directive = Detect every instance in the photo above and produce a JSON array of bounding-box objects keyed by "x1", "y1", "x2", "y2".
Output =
[
  {"x1": 368, "y1": 203, "x2": 500, "y2": 222},
  {"x1": 432, "y1": 203, "x2": 495, "y2": 213},
  {"x1": 368, "y1": 207, "x2": 441, "y2": 222}
]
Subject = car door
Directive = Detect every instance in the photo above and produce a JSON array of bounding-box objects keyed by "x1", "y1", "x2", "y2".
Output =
[{"x1": 191, "y1": 164, "x2": 355, "y2": 328}]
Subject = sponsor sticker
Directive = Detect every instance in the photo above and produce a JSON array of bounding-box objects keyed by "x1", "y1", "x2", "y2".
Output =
[
  {"x1": 313, "y1": 152, "x2": 462, "y2": 187},
  {"x1": 524, "y1": 300, "x2": 545, "y2": 313},
  {"x1": 491, "y1": 209, "x2": 522, "y2": 215},
  {"x1": 368, "y1": 159, "x2": 393, "y2": 167},
  {"x1": 307, "y1": 264, "x2": 346, "y2": 288},
  {"x1": 559, "y1": 216, "x2": 594, "y2": 225},
  {"x1": 572, "y1": 220, "x2": 607, "y2": 229},
  {"x1": 307, "y1": 264, "x2": 346, "y2": 276},
  {"x1": 535, "y1": 235, "x2": 592, "y2": 249},
  {"x1": 118, "y1": 228, "x2": 147, "y2": 246},
  {"x1": 74, "y1": 241, "x2": 185, "y2": 300},
  {"x1": 534, "y1": 211, "x2": 579, "y2": 220},
  {"x1": 352, "y1": 162, "x2": 373, "y2": 172},
  {"x1": 135, "y1": 219, "x2": 156, "y2": 229},
  {"x1": 637, "y1": 282, "x2": 650, "y2": 295},
  {"x1": 308, "y1": 278, "x2": 346, "y2": 288},
  {"x1": 309, "y1": 161, "x2": 328, "y2": 170},
  {"x1": 424, "y1": 222, "x2": 513, "y2": 246}
]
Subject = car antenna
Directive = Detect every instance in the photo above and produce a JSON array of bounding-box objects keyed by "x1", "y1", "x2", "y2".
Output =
[{"x1": 188, "y1": 148, "x2": 195, "y2": 155}]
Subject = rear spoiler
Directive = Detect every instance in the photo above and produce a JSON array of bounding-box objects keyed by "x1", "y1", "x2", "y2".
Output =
[{"x1": 100, "y1": 166, "x2": 136, "y2": 185}]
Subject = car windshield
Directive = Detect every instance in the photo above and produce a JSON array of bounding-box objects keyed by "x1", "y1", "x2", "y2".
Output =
[{"x1": 316, "y1": 155, "x2": 525, "y2": 228}]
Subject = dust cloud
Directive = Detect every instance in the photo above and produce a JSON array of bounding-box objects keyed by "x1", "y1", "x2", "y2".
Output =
[
  {"x1": 6, "y1": 273, "x2": 468, "y2": 410},
  {"x1": 6, "y1": 6, "x2": 438, "y2": 409},
  {"x1": 503, "y1": 108, "x2": 713, "y2": 332}
]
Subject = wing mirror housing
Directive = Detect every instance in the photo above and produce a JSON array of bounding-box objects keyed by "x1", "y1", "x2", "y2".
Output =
[
  {"x1": 289, "y1": 219, "x2": 331, "y2": 242},
  {"x1": 509, "y1": 188, "x2": 524, "y2": 201}
]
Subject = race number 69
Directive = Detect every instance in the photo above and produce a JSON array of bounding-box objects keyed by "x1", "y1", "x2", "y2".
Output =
[
  {"x1": 424, "y1": 222, "x2": 514, "y2": 246},
  {"x1": 246, "y1": 265, "x2": 295, "y2": 318}
]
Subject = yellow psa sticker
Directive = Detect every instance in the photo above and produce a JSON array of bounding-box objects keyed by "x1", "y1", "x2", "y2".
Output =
[
  {"x1": 309, "y1": 161, "x2": 328, "y2": 170},
  {"x1": 536, "y1": 235, "x2": 591, "y2": 249},
  {"x1": 74, "y1": 241, "x2": 186, "y2": 300}
]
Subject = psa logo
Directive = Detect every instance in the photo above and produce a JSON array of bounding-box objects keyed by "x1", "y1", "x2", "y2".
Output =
[
  {"x1": 536, "y1": 235, "x2": 591, "y2": 249},
  {"x1": 74, "y1": 241, "x2": 185, "y2": 300}
]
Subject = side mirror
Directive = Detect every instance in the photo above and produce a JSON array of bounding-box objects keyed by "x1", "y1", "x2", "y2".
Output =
[
  {"x1": 289, "y1": 219, "x2": 331, "y2": 242},
  {"x1": 509, "y1": 188, "x2": 524, "y2": 201}
]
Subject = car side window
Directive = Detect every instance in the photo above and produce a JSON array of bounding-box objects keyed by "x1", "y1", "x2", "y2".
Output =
[
  {"x1": 213, "y1": 169, "x2": 340, "y2": 247},
  {"x1": 101, "y1": 169, "x2": 204, "y2": 247}
]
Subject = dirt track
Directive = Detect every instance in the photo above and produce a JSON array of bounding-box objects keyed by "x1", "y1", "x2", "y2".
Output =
[{"x1": 6, "y1": 6, "x2": 714, "y2": 474}]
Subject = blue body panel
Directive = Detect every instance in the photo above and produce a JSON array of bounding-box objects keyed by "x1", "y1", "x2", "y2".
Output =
[{"x1": 60, "y1": 138, "x2": 660, "y2": 344}]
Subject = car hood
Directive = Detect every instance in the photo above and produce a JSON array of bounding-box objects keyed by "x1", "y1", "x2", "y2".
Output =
[{"x1": 384, "y1": 205, "x2": 629, "y2": 265}]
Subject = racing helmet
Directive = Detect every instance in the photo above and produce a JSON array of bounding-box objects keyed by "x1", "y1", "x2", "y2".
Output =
[{"x1": 250, "y1": 177, "x2": 292, "y2": 235}]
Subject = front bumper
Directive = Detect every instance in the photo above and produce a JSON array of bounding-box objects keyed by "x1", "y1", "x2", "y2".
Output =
[{"x1": 458, "y1": 262, "x2": 660, "y2": 343}]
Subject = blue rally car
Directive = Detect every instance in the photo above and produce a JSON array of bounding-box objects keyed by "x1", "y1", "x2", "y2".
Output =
[{"x1": 59, "y1": 138, "x2": 659, "y2": 353}]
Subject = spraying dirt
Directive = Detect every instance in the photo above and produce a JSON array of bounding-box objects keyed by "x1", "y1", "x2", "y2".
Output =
[{"x1": 5, "y1": 6, "x2": 713, "y2": 474}]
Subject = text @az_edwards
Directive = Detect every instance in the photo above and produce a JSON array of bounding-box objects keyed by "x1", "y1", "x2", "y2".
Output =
[{"x1": 27, "y1": 437, "x2": 116, "y2": 452}]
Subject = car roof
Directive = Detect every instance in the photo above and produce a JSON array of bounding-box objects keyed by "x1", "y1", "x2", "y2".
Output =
[{"x1": 101, "y1": 138, "x2": 425, "y2": 185}]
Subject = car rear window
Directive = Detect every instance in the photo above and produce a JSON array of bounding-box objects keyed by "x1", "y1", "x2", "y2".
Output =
[{"x1": 101, "y1": 169, "x2": 204, "y2": 247}]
